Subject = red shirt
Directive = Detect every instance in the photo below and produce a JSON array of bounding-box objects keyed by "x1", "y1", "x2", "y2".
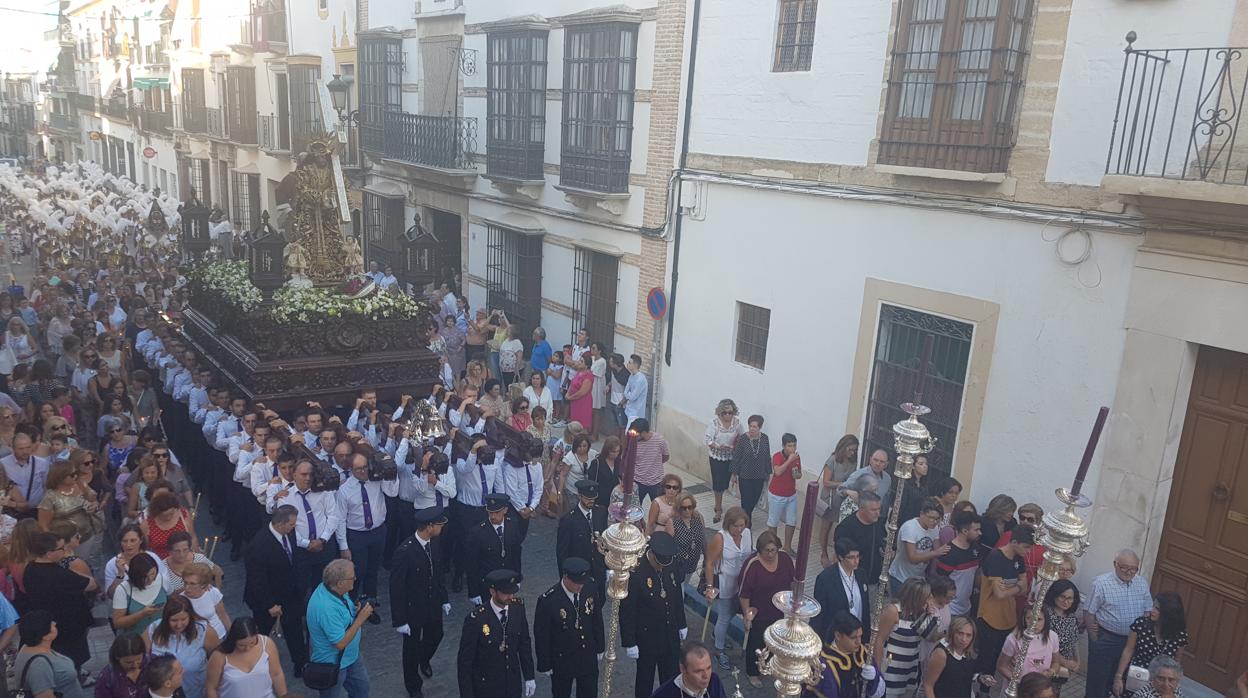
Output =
[{"x1": 768, "y1": 452, "x2": 801, "y2": 496}]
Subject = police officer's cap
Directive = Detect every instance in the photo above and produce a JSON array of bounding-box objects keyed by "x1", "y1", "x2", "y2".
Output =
[
  {"x1": 649, "y1": 531, "x2": 677, "y2": 564},
  {"x1": 484, "y1": 493, "x2": 510, "y2": 513},
  {"x1": 574, "y1": 479, "x2": 598, "y2": 499},
  {"x1": 414, "y1": 506, "x2": 448, "y2": 527},
  {"x1": 486, "y1": 568, "x2": 522, "y2": 594},
  {"x1": 562, "y1": 557, "x2": 591, "y2": 583}
]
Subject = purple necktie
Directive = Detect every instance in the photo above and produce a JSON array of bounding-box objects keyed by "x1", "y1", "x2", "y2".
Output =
[
  {"x1": 298, "y1": 491, "x2": 317, "y2": 540},
  {"x1": 282, "y1": 534, "x2": 292, "y2": 563},
  {"x1": 479, "y1": 462, "x2": 488, "y2": 500},
  {"x1": 360, "y1": 481, "x2": 373, "y2": 529}
]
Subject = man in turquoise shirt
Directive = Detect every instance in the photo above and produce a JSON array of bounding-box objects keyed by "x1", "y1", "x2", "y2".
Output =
[{"x1": 307, "y1": 558, "x2": 374, "y2": 697}]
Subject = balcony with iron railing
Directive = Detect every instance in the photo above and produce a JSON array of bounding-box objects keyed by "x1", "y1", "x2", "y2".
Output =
[
  {"x1": 48, "y1": 112, "x2": 78, "y2": 133},
  {"x1": 1104, "y1": 34, "x2": 1248, "y2": 211},
  {"x1": 206, "y1": 108, "x2": 227, "y2": 139},
  {"x1": 259, "y1": 113, "x2": 291, "y2": 152},
  {"x1": 340, "y1": 122, "x2": 361, "y2": 169},
  {"x1": 99, "y1": 98, "x2": 130, "y2": 122},
  {"x1": 72, "y1": 92, "x2": 95, "y2": 113},
  {"x1": 247, "y1": 0, "x2": 288, "y2": 53},
  {"x1": 137, "y1": 107, "x2": 172, "y2": 135},
  {"x1": 182, "y1": 100, "x2": 208, "y2": 134},
  {"x1": 381, "y1": 111, "x2": 477, "y2": 174}
]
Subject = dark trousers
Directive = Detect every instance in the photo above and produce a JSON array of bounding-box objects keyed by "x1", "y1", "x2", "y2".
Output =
[
  {"x1": 552, "y1": 665, "x2": 598, "y2": 698},
  {"x1": 634, "y1": 644, "x2": 679, "y2": 698},
  {"x1": 451, "y1": 501, "x2": 486, "y2": 581},
  {"x1": 295, "y1": 539, "x2": 339, "y2": 599},
  {"x1": 635, "y1": 482, "x2": 662, "y2": 507},
  {"x1": 401, "y1": 615, "x2": 444, "y2": 694},
  {"x1": 739, "y1": 477, "x2": 767, "y2": 525},
  {"x1": 253, "y1": 604, "x2": 308, "y2": 667},
  {"x1": 745, "y1": 620, "x2": 767, "y2": 677},
  {"x1": 1085, "y1": 631, "x2": 1128, "y2": 698},
  {"x1": 346, "y1": 524, "x2": 386, "y2": 602},
  {"x1": 975, "y1": 619, "x2": 1013, "y2": 694}
]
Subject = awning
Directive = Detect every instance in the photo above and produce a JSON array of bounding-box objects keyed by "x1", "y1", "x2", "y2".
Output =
[
  {"x1": 481, "y1": 211, "x2": 545, "y2": 235},
  {"x1": 363, "y1": 179, "x2": 406, "y2": 199},
  {"x1": 133, "y1": 77, "x2": 170, "y2": 90}
]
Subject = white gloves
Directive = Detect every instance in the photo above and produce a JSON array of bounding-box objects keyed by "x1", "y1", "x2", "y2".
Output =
[
  {"x1": 678, "y1": 628, "x2": 688, "y2": 640},
  {"x1": 625, "y1": 646, "x2": 639, "y2": 659},
  {"x1": 396, "y1": 624, "x2": 411, "y2": 636},
  {"x1": 470, "y1": 596, "x2": 482, "y2": 606},
  {"x1": 442, "y1": 603, "x2": 452, "y2": 616},
  {"x1": 524, "y1": 679, "x2": 536, "y2": 697},
  {"x1": 862, "y1": 665, "x2": 877, "y2": 681},
  {"x1": 606, "y1": 569, "x2": 615, "y2": 584},
  {"x1": 597, "y1": 653, "x2": 604, "y2": 662}
]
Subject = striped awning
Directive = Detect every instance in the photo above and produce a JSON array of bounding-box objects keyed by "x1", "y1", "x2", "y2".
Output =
[{"x1": 133, "y1": 77, "x2": 170, "y2": 90}]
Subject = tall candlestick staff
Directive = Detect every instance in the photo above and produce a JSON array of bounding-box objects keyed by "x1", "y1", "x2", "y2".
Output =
[
  {"x1": 597, "y1": 428, "x2": 648, "y2": 698},
  {"x1": 1003, "y1": 407, "x2": 1106, "y2": 698},
  {"x1": 758, "y1": 481, "x2": 823, "y2": 694}
]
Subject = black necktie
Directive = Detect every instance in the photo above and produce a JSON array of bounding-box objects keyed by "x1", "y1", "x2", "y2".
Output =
[
  {"x1": 585, "y1": 510, "x2": 592, "y2": 527},
  {"x1": 499, "y1": 608, "x2": 507, "y2": 625}
]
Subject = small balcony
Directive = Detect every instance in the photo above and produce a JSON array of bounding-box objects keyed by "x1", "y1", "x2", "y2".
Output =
[
  {"x1": 340, "y1": 122, "x2": 361, "y2": 169},
  {"x1": 247, "y1": 0, "x2": 288, "y2": 53},
  {"x1": 259, "y1": 113, "x2": 291, "y2": 152},
  {"x1": 48, "y1": 112, "x2": 78, "y2": 133},
  {"x1": 99, "y1": 98, "x2": 130, "y2": 122},
  {"x1": 182, "y1": 101, "x2": 208, "y2": 135},
  {"x1": 137, "y1": 107, "x2": 172, "y2": 135},
  {"x1": 206, "y1": 108, "x2": 227, "y2": 139},
  {"x1": 1104, "y1": 37, "x2": 1248, "y2": 215},
  {"x1": 381, "y1": 111, "x2": 477, "y2": 173},
  {"x1": 72, "y1": 92, "x2": 95, "y2": 113}
]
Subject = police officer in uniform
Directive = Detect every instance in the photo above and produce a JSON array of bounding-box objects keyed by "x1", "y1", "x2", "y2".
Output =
[
  {"x1": 555, "y1": 479, "x2": 609, "y2": 606},
  {"x1": 389, "y1": 506, "x2": 450, "y2": 698},
  {"x1": 457, "y1": 569, "x2": 536, "y2": 698},
  {"x1": 464, "y1": 492, "x2": 523, "y2": 604},
  {"x1": 621, "y1": 531, "x2": 688, "y2": 698},
  {"x1": 534, "y1": 557, "x2": 604, "y2": 698}
]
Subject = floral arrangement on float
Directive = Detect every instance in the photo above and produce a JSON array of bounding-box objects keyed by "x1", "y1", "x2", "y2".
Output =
[
  {"x1": 187, "y1": 260, "x2": 263, "y2": 313},
  {"x1": 269, "y1": 274, "x2": 429, "y2": 325}
]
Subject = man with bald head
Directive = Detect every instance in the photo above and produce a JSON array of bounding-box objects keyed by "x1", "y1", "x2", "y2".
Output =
[
  {"x1": 838, "y1": 448, "x2": 894, "y2": 504},
  {"x1": 1084, "y1": 549, "x2": 1153, "y2": 698}
]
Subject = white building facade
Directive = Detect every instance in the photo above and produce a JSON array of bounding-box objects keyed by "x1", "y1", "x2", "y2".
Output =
[{"x1": 657, "y1": 0, "x2": 1248, "y2": 688}]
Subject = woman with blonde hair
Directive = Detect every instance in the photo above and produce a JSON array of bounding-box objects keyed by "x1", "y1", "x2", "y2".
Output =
[
  {"x1": 38, "y1": 459, "x2": 103, "y2": 562},
  {"x1": 459, "y1": 359, "x2": 488, "y2": 395},
  {"x1": 702, "y1": 506, "x2": 752, "y2": 670},
  {"x1": 704, "y1": 398, "x2": 743, "y2": 524},
  {"x1": 876, "y1": 577, "x2": 940, "y2": 698},
  {"x1": 980, "y1": 494, "x2": 1018, "y2": 551},
  {"x1": 923, "y1": 615, "x2": 995, "y2": 698},
  {"x1": 4, "y1": 316, "x2": 38, "y2": 366},
  {"x1": 646, "y1": 472, "x2": 683, "y2": 535},
  {"x1": 818, "y1": 434, "x2": 859, "y2": 566}
]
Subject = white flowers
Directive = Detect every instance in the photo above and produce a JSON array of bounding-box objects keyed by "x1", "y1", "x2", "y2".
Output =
[
  {"x1": 270, "y1": 286, "x2": 427, "y2": 325},
  {"x1": 190, "y1": 260, "x2": 263, "y2": 313}
]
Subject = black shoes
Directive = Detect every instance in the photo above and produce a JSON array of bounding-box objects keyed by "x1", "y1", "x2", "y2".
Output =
[{"x1": 419, "y1": 663, "x2": 433, "y2": 679}]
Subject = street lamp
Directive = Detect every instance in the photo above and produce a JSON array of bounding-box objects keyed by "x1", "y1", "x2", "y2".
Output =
[{"x1": 325, "y1": 74, "x2": 357, "y2": 124}]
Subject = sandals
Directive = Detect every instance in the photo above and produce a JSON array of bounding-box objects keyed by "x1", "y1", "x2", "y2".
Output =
[{"x1": 713, "y1": 506, "x2": 723, "y2": 524}]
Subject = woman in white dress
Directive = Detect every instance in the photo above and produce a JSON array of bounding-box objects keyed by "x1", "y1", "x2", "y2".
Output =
[
  {"x1": 205, "y1": 617, "x2": 286, "y2": 698},
  {"x1": 145, "y1": 594, "x2": 219, "y2": 698}
]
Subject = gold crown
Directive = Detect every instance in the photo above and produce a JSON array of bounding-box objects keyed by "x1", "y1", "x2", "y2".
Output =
[{"x1": 305, "y1": 133, "x2": 338, "y2": 157}]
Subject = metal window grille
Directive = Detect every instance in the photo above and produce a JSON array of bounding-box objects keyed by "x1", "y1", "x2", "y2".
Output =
[
  {"x1": 486, "y1": 226, "x2": 543, "y2": 339},
  {"x1": 186, "y1": 159, "x2": 209, "y2": 202},
  {"x1": 359, "y1": 36, "x2": 403, "y2": 153},
  {"x1": 734, "y1": 302, "x2": 771, "y2": 370},
  {"x1": 571, "y1": 248, "x2": 619, "y2": 348},
  {"x1": 181, "y1": 68, "x2": 206, "y2": 133},
  {"x1": 226, "y1": 66, "x2": 258, "y2": 144},
  {"x1": 362, "y1": 192, "x2": 404, "y2": 269},
  {"x1": 560, "y1": 23, "x2": 637, "y2": 193},
  {"x1": 878, "y1": 0, "x2": 1035, "y2": 173},
  {"x1": 231, "y1": 172, "x2": 261, "y2": 232},
  {"x1": 773, "y1": 0, "x2": 819, "y2": 72},
  {"x1": 487, "y1": 30, "x2": 548, "y2": 180},
  {"x1": 289, "y1": 64, "x2": 322, "y2": 155},
  {"x1": 862, "y1": 304, "x2": 972, "y2": 480}
]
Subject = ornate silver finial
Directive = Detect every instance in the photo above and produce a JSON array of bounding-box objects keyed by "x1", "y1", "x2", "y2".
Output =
[{"x1": 1125, "y1": 31, "x2": 1137, "y2": 50}]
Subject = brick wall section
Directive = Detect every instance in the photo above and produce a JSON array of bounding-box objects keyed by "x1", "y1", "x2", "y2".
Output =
[{"x1": 633, "y1": 0, "x2": 688, "y2": 365}]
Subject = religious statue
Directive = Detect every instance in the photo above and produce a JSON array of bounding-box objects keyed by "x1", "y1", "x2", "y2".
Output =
[
  {"x1": 284, "y1": 239, "x2": 310, "y2": 284},
  {"x1": 284, "y1": 134, "x2": 349, "y2": 285},
  {"x1": 343, "y1": 235, "x2": 364, "y2": 276}
]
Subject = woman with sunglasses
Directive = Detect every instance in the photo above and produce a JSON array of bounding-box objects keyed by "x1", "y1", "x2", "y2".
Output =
[
  {"x1": 671, "y1": 492, "x2": 705, "y2": 584},
  {"x1": 646, "y1": 473, "x2": 683, "y2": 536},
  {"x1": 508, "y1": 397, "x2": 532, "y2": 432},
  {"x1": 38, "y1": 461, "x2": 103, "y2": 558},
  {"x1": 5, "y1": 316, "x2": 38, "y2": 367},
  {"x1": 99, "y1": 416, "x2": 137, "y2": 480},
  {"x1": 96, "y1": 334, "x2": 127, "y2": 377},
  {"x1": 560, "y1": 434, "x2": 597, "y2": 517},
  {"x1": 704, "y1": 399, "x2": 744, "y2": 525},
  {"x1": 738, "y1": 531, "x2": 796, "y2": 687}
]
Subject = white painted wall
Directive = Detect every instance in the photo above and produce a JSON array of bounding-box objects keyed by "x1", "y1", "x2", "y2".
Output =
[
  {"x1": 467, "y1": 0, "x2": 657, "y2": 25},
  {"x1": 660, "y1": 180, "x2": 1141, "y2": 511},
  {"x1": 1045, "y1": 0, "x2": 1239, "y2": 185},
  {"x1": 687, "y1": 0, "x2": 892, "y2": 166}
]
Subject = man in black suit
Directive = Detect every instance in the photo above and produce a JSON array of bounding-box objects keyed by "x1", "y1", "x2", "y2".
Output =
[
  {"x1": 464, "y1": 493, "x2": 523, "y2": 605},
  {"x1": 243, "y1": 504, "x2": 308, "y2": 674},
  {"x1": 621, "y1": 532, "x2": 687, "y2": 698},
  {"x1": 555, "y1": 479, "x2": 609, "y2": 606},
  {"x1": 390, "y1": 506, "x2": 450, "y2": 698},
  {"x1": 458, "y1": 569, "x2": 536, "y2": 698},
  {"x1": 534, "y1": 558, "x2": 604, "y2": 698},
  {"x1": 812, "y1": 537, "x2": 872, "y2": 645}
]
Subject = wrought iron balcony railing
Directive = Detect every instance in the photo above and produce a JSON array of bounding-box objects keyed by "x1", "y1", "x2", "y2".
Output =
[
  {"x1": 341, "y1": 122, "x2": 361, "y2": 168},
  {"x1": 183, "y1": 101, "x2": 208, "y2": 134},
  {"x1": 381, "y1": 111, "x2": 477, "y2": 171},
  {"x1": 137, "y1": 107, "x2": 172, "y2": 135},
  {"x1": 206, "y1": 108, "x2": 227, "y2": 139},
  {"x1": 259, "y1": 113, "x2": 291, "y2": 151},
  {"x1": 72, "y1": 92, "x2": 95, "y2": 113},
  {"x1": 1107, "y1": 39, "x2": 1248, "y2": 186},
  {"x1": 48, "y1": 112, "x2": 78, "y2": 132},
  {"x1": 100, "y1": 98, "x2": 130, "y2": 121}
]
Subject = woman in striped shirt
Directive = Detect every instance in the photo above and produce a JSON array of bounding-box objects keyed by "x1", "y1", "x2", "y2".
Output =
[{"x1": 875, "y1": 577, "x2": 940, "y2": 698}]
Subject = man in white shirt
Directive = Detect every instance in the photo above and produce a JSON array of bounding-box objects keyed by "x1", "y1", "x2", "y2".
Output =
[
  {"x1": 0, "y1": 433, "x2": 50, "y2": 511},
  {"x1": 888, "y1": 500, "x2": 948, "y2": 595},
  {"x1": 411, "y1": 448, "x2": 458, "y2": 514},
  {"x1": 378, "y1": 265, "x2": 399, "y2": 292},
  {"x1": 449, "y1": 435, "x2": 499, "y2": 592},
  {"x1": 337, "y1": 452, "x2": 399, "y2": 618},
  {"x1": 504, "y1": 440, "x2": 546, "y2": 543},
  {"x1": 264, "y1": 455, "x2": 298, "y2": 514},
  {"x1": 248, "y1": 436, "x2": 287, "y2": 505},
  {"x1": 280, "y1": 459, "x2": 349, "y2": 594},
  {"x1": 621, "y1": 354, "x2": 649, "y2": 429}
]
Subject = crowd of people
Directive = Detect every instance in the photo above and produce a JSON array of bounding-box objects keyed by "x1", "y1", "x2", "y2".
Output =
[{"x1": 0, "y1": 161, "x2": 1243, "y2": 698}]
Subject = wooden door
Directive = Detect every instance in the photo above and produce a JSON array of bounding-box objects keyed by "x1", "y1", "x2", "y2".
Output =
[{"x1": 1154, "y1": 346, "x2": 1248, "y2": 690}]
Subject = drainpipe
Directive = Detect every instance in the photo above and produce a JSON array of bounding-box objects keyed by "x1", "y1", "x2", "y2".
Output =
[{"x1": 662, "y1": 0, "x2": 701, "y2": 368}]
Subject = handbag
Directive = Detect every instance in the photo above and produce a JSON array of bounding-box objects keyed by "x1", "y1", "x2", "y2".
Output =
[
  {"x1": 13, "y1": 653, "x2": 60, "y2": 698},
  {"x1": 302, "y1": 592, "x2": 351, "y2": 690},
  {"x1": 1125, "y1": 664, "x2": 1150, "y2": 693}
]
